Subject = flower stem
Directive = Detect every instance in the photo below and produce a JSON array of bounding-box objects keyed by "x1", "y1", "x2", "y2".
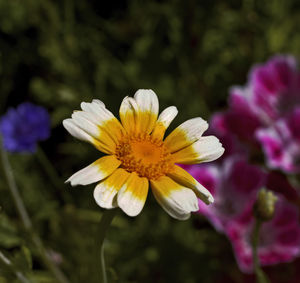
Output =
[
  {"x1": 0, "y1": 136, "x2": 69, "y2": 283},
  {"x1": 36, "y1": 146, "x2": 71, "y2": 203},
  {"x1": 95, "y1": 209, "x2": 117, "y2": 283},
  {"x1": 0, "y1": 250, "x2": 32, "y2": 283},
  {"x1": 251, "y1": 219, "x2": 270, "y2": 283}
]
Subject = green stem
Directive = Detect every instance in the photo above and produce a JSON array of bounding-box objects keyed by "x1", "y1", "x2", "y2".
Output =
[
  {"x1": 95, "y1": 209, "x2": 117, "y2": 283},
  {"x1": 0, "y1": 136, "x2": 69, "y2": 283},
  {"x1": 0, "y1": 140, "x2": 32, "y2": 231},
  {"x1": 35, "y1": 146, "x2": 71, "y2": 203},
  {"x1": 0, "y1": 250, "x2": 32, "y2": 283},
  {"x1": 251, "y1": 219, "x2": 270, "y2": 283},
  {"x1": 100, "y1": 241, "x2": 107, "y2": 283}
]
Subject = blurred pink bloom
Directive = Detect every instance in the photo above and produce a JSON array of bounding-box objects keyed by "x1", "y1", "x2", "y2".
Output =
[
  {"x1": 211, "y1": 88, "x2": 261, "y2": 144},
  {"x1": 185, "y1": 157, "x2": 300, "y2": 273},
  {"x1": 257, "y1": 107, "x2": 300, "y2": 173},
  {"x1": 210, "y1": 113, "x2": 248, "y2": 159},
  {"x1": 213, "y1": 55, "x2": 300, "y2": 173},
  {"x1": 185, "y1": 157, "x2": 265, "y2": 232},
  {"x1": 227, "y1": 196, "x2": 300, "y2": 273},
  {"x1": 250, "y1": 55, "x2": 300, "y2": 124},
  {"x1": 226, "y1": 88, "x2": 262, "y2": 142},
  {"x1": 225, "y1": 55, "x2": 300, "y2": 134},
  {"x1": 266, "y1": 171, "x2": 299, "y2": 202},
  {"x1": 199, "y1": 54, "x2": 300, "y2": 273}
]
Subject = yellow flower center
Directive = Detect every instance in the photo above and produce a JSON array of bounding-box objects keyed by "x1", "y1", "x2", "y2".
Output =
[{"x1": 115, "y1": 133, "x2": 174, "y2": 180}]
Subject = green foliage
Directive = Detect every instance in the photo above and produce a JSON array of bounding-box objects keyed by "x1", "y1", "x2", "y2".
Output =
[
  {"x1": 0, "y1": 214, "x2": 21, "y2": 249},
  {"x1": 0, "y1": 0, "x2": 299, "y2": 282}
]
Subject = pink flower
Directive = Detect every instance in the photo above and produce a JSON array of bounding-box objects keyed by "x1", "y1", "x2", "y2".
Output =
[
  {"x1": 250, "y1": 55, "x2": 300, "y2": 124},
  {"x1": 185, "y1": 157, "x2": 265, "y2": 232},
  {"x1": 210, "y1": 113, "x2": 248, "y2": 159},
  {"x1": 226, "y1": 88, "x2": 262, "y2": 142},
  {"x1": 226, "y1": 55, "x2": 300, "y2": 134},
  {"x1": 213, "y1": 55, "x2": 300, "y2": 173},
  {"x1": 227, "y1": 195, "x2": 300, "y2": 273},
  {"x1": 257, "y1": 107, "x2": 300, "y2": 173},
  {"x1": 211, "y1": 88, "x2": 262, "y2": 145},
  {"x1": 266, "y1": 171, "x2": 299, "y2": 202},
  {"x1": 198, "y1": 54, "x2": 300, "y2": 273}
]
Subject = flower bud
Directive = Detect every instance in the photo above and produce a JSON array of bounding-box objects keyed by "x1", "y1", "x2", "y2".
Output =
[{"x1": 254, "y1": 189, "x2": 278, "y2": 221}]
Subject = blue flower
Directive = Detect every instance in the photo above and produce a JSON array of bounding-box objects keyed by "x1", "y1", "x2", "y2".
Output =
[{"x1": 0, "y1": 102, "x2": 50, "y2": 153}]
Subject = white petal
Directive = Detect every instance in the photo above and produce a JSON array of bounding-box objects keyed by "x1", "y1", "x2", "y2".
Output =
[
  {"x1": 157, "y1": 106, "x2": 178, "y2": 128},
  {"x1": 80, "y1": 100, "x2": 125, "y2": 143},
  {"x1": 79, "y1": 102, "x2": 125, "y2": 143},
  {"x1": 66, "y1": 101, "x2": 125, "y2": 151},
  {"x1": 165, "y1": 117, "x2": 209, "y2": 153},
  {"x1": 119, "y1": 96, "x2": 139, "y2": 133},
  {"x1": 80, "y1": 100, "x2": 103, "y2": 113},
  {"x1": 117, "y1": 173, "x2": 149, "y2": 217},
  {"x1": 134, "y1": 89, "x2": 159, "y2": 114},
  {"x1": 133, "y1": 89, "x2": 159, "y2": 133},
  {"x1": 71, "y1": 111, "x2": 101, "y2": 138},
  {"x1": 93, "y1": 169, "x2": 130, "y2": 209},
  {"x1": 80, "y1": 101, "x2": 115, "y2": 126},
  {"x1": 167, "y1": 165, "x2": 214, "y2": 205},
  {"x1": 63, "y1": 119, "x2": 95, "y2": 143},
  {"x1": 151, "y1": 106, "x2": 178, "y2": 140},
  {"x1": 65, "y1": 113, "x2": 116, "y2": 154},
  {"x1": 172, "y1": 135, "x2": 224, "y2": 164},
  {"x1": 92, "y1": 99, "x2": 105, "y2": 107},
  {"x1": 150, "y1": 176, "x2": 199, "y2": 220},
  {"x1": 194, "y1": 182, "x2": 214, "y2": 204},
  {"x1": 66, "y1": 155, "x2": 121, "y2": 186}
]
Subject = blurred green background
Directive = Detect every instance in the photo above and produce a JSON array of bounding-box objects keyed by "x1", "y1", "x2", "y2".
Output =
[{"x1": 0, "y1": 0, "x2": 299, "y2": 282}]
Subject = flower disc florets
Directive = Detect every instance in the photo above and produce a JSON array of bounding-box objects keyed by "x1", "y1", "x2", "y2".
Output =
[{"x1": 115, "y1": 133, "x2": 174, "y2": 180}]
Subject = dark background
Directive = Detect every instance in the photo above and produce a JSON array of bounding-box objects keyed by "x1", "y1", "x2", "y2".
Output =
[{"x1": 0, "y1": 0, "x2": 299, "y2": 282}]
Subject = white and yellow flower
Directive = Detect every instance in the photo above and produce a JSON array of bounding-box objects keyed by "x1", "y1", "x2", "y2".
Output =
[{"x1": 63, "y1": 90, "x2": 224, "y2": 220}]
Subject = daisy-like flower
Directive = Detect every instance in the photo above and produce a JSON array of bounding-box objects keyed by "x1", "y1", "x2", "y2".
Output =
[{"x1": 63, "y1": 90, "x2": 224, "y2": 220}]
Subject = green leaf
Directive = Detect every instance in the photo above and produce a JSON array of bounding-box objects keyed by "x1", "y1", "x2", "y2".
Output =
[
  {"x1": 0, "y1": 215, "x2": 21, "y2": 249},
  {"x1": 20, "y1": 246, "x2": 32, "y2": 270}
]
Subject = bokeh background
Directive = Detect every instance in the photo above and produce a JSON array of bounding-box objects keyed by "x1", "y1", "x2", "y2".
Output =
[{"x1": 0, "y1": 0, "x2": 300, "y2": 282}]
